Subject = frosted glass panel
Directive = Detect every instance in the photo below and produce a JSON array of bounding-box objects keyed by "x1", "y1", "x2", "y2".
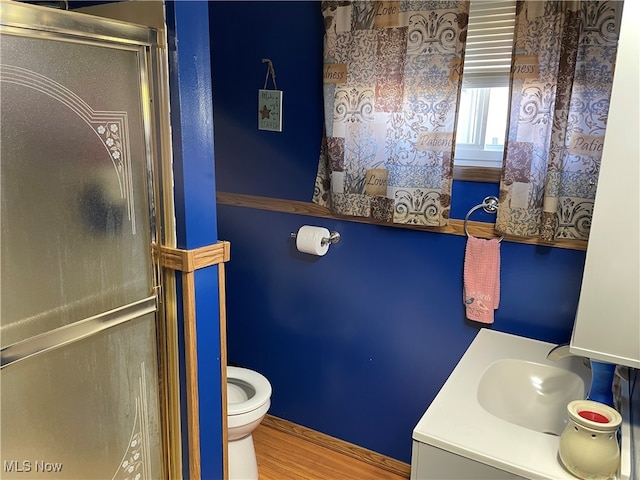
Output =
[
  {"x1": 1, "y1": 4, "x2": 165, "y2": 477},
  {"x1": 0, "y1": 34, "x2": 154, "y2": 347},
  {"x1": 0, "y1": 313, "x2": 163, "y2": 478}
]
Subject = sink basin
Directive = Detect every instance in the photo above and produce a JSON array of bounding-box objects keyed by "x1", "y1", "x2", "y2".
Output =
[
  {"x1": 477, "y1": 359, "x2": 586, "y2": 436},
  {"x1": 412, "y1": 330, "x2": 631, "y2": 480}
]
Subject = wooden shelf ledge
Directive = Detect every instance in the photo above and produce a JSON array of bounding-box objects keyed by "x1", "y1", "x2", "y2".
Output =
[{"x1": 217, "y1": 192, "x2": 587, "y2": 251}]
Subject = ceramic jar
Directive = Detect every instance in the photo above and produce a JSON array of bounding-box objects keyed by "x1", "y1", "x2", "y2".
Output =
[{"x1": 559, "y1": 399, "x2": 622, "y2": 480}]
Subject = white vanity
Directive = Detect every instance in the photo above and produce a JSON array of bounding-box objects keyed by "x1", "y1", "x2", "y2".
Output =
[{"x1": 410, "y1": 329, "x2": 633, "y2": 480}]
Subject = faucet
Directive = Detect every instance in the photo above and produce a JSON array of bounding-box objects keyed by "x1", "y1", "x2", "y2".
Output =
[
  {"x1": 547, "y1": 343, "x2": 591, "y2": 369},
  {"x1": 546, "y1": 343, "x2": 573, "y2": 361},
  {"x1": 547, "y1": 343, "x2": 618, "y2": 408}
]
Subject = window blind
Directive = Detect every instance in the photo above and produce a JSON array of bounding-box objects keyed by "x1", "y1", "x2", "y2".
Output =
[{"x1": 463, "y1": 0, "x2": 517, "y2": 87}]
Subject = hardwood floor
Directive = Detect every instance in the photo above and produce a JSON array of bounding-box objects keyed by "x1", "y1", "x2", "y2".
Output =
[{"x1": 253, "y1": 416, "x2": 410, "y2": 480}]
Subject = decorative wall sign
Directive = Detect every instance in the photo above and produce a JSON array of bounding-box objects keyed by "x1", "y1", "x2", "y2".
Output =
[
  {"x1": 258, "y1": 88, "x2": 283, "y2": 132},
  {"x1": 258, "y1": 58, "x2": 283, "y2": 132}
]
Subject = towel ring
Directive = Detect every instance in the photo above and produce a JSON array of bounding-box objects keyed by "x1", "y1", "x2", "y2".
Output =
[{"x1": 464, "y1": 196, "x2": 505, "y2": 242}]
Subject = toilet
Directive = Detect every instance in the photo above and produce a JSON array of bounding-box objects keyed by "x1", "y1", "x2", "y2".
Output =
[{"x1": 227, "y1": 366, "x2": 272, "y2": 480}]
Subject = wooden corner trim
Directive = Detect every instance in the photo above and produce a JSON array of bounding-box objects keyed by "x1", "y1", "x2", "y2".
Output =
[
  {"x1": 181, "y1": 271, "x2": 201, "y2": 480},
  {"x1": 160, "y1": 241, "x2": 231, "y2": 272},
  {"x1": 164, "y1": 242, "x2": 231, "y2": 478}
]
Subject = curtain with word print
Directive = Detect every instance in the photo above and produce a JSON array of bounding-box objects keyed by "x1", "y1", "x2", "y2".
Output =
[
  {"x1": 312, "y1": 1, "x2": 469, "y2": 226},
  {"x1": 496, "y1": 0, "x2": 623, "y2": 241}
]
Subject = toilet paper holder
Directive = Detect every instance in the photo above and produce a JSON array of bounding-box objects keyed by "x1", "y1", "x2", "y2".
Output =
[{"x1": 290, "y1": 229, "x2": 341, "y2": 247}]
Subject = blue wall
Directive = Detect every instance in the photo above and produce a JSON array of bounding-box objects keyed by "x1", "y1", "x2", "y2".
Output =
[{"x1": 210, "y1": 2, "x2": 587, "y2": 464}]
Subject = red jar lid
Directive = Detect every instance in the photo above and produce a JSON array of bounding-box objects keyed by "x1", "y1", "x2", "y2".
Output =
[
  {"x1": 567, "y1": 400, "x2": 622, "y2": 431},
  {"x1": 578, "y1": 410, "x2": 610, "y2": 423}
]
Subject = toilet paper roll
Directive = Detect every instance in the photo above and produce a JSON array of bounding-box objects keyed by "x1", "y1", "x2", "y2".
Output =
[{"x1": 296, "y1": 225, "x2": 330, "y2": 256}]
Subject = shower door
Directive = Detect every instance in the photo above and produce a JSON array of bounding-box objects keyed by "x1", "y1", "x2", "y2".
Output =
[{"x1": 1, "y1": 2, "x2": 166, "y2": 478}]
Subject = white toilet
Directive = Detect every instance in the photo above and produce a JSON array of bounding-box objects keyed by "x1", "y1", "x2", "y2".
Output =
[{"x1": 227, "y1": 366, "x2": 272, "y2": 480}]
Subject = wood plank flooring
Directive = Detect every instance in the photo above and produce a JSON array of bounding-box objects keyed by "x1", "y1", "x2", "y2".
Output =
[{"x1": 253, "y1": 416, "x2": 410, "y2": 480}]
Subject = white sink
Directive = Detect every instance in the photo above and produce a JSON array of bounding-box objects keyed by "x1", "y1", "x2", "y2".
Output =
[
  {"x1": 478, "y1": 358, "x2": 587, "y2": 436},
  {"x1": 412, "y1": 330, "x2": 632, "y2": 480}
]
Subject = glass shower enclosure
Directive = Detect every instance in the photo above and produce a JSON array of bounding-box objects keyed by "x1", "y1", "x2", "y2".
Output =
[{"x1": 1, "y1": 2, "x2": 169, "y2": 477}]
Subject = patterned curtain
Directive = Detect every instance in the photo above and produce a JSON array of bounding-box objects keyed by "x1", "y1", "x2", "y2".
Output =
[
  {"x1": 496, "y1": 0, "x2": 623, "y2": 241},
  {"x1": 312, "y1": 1, "x2": 469, "y2": 226}
]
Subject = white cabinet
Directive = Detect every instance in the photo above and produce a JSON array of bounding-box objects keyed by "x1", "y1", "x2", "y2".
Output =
[
  {"x1": 570, "y1": 0, "x2": 640, "y2": 369},
  {"x1": 410, "y1": 442, "x2": 526, "y2": 480}
]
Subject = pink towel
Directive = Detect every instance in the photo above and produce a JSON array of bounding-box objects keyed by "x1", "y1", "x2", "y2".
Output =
[{"x1": 463, "y1": 236, "x2": 501, "y2": 324}]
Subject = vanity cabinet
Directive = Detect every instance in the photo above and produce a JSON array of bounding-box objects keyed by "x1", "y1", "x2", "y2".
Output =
[
  {"x1": 410, "y1": 442, "x2": 526, "y2": 480},
  {"x1": 569, "y1": 0, "x2": 639, "y2": 369}
]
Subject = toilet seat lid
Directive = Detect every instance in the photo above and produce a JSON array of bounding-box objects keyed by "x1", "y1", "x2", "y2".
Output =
[{"x1": 227, "y1": 366, "x2": 272, "y2": 415}]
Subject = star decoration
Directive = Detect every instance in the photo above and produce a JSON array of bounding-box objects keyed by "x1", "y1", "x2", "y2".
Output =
[{"x1": 260, "y1": 105, "x2": 271, "y2": 119}]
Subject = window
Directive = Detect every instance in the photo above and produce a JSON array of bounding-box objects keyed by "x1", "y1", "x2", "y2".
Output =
[{"x1": 455, "y1": 0, "x2": 516, "y2": 172}]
